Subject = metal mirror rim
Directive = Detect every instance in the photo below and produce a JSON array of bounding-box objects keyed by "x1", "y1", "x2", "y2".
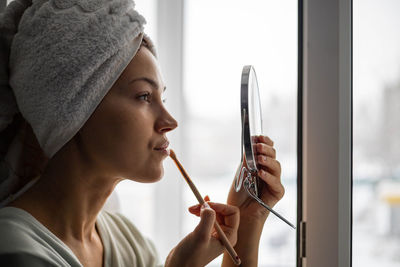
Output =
[{"x1": 240, "y1": 65, "x2": 261, "y2": 173}]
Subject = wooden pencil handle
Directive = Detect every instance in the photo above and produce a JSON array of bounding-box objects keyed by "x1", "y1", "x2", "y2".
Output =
[
  {"x1": 213, "y1": 219, "x2": 241, "y2": 265},
  {"x1": 169, "y1": 149, "x2": 241, "y2": 265}
]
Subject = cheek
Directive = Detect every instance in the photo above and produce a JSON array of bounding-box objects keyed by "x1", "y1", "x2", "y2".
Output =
[
  {"x1": 109, "y1": 107, "x2": 154, "y2": 163},
  {"x1": 83, "y1": 99, "x2": 155, "y2": 173}
]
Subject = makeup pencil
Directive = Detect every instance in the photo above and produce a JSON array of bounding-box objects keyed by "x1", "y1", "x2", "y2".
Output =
[{"x1": 169, "y1": 149, "x2": 241, "y2": 266}]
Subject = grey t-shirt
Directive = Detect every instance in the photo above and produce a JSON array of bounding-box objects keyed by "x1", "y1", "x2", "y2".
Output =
[{"x1": 0, "y1": 207, "x2": 162, "y2": 267}]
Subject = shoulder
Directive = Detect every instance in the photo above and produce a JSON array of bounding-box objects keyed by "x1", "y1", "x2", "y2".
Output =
[
  {"x1": 0, "y1": 207, "x2": 81, "y2": 266},
  {"x1": 98, "y1": 210, "x2": 161, "y2": 266},
  {"x1": 99, "y1": 209, "x2": 142, "y2": 234},
  {"x1": 0, "y1": 253, "x2": 56, "y2": 267},
  {"x1": 99, "y1": 210, "x2": 154, "y2": 248},
  {"x1": 0, "y1": 207, "x2": 43, "y2": 253},
  {"x1": 0, "y1": 208, "x2": 55, "y2": 264}
]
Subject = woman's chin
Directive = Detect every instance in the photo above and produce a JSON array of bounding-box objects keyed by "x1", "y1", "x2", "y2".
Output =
[
  {"x1": 144, "y1": 176, "x2": 163, "y2": 183},
  {"x1": 148, "y1": 172, "x2": 163, "y2": 183},
  {"x1": 150, "y1": 166, "x2": 164, "y2": 182},
  {"x1": 130, "y1": 168, "x2": 164, "y2": 183}
]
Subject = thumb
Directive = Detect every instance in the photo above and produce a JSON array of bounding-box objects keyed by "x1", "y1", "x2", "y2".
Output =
[{"x1": 193, "y1": 203, "x2": 216, "y2": 242}]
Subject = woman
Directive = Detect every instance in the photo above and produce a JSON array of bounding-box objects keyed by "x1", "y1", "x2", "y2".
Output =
[{"x1": 0, "y1": 0, "x2": 284, "y2": 266}]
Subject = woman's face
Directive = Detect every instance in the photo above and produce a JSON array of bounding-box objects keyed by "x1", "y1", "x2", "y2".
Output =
[{"x1": 78, "y1": 46, "x2": 178, "y2": 183}]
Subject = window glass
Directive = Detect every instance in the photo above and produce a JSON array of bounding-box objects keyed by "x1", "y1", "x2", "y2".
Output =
[
  {"x1": 353, "y1": 0, "x2": 400, "y2": 266},
  {"x1": 183, "y1": 0, "x2": 298, "y2": 265}
]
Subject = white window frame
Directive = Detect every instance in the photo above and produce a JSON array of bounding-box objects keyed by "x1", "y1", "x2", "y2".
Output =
[{"x1": 300, "y1": 0, "x2": 352, "y2": 266}]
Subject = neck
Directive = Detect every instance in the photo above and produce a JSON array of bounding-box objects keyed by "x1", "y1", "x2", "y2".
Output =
[{"x1": 9, "y1": 148, "x2": 123, "y2": 243}]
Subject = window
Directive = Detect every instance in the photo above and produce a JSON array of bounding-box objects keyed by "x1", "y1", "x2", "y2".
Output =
[
  {"x1": 353, "y1": 0, "x2": 400, "y2": 266},
  {"x1": 182, "y1": 0, "x2": 298, "y2": 265}
]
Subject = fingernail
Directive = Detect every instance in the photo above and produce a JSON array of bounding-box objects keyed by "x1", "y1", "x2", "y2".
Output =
[
  {"x1": 204, "y1": 195, "x2": 210, "y2": 202},
  {"x1": 257, "y1": 143, "x2": 262, "y2": 151},
  {"x1": 201, "y1": 202, "x2": 210, "y2": 209}
]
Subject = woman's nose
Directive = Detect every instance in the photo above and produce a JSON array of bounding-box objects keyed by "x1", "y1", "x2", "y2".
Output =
[{"x1": 156, "y1": 108, "x2": 178, "y2": 133}]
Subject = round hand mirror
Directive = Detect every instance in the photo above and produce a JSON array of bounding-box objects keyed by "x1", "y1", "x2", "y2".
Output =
[
  {"x1": 234, "y1": 65, "x2": 295, "y2": 229},
  {"x1": 234, "y1": 65, "x2": 263, "y2": 195}
]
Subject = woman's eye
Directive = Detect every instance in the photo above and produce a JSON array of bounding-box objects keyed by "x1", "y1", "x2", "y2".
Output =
[{"x1": 138, "y1": 93, "x2": 151, "y2": 102}]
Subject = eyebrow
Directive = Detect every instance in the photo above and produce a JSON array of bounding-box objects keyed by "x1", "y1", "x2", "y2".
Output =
[{"x1": 128, "y1": 77, "x2": 167, "y2": 92}]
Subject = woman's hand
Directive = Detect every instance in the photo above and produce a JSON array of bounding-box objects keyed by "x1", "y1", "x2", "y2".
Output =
[
  {"x1": 227, "y1": 135, "x2": 284, "y2": 224},
  {"x1": 165, "y1": 201, "x2": 240, "y2": 267},
  {"x1": 221, "y1": 135, "x2": 284, "y2": 267}
]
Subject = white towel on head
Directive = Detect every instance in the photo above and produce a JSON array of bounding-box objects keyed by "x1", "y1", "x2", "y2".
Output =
[
  {"x1": 0, "y1": 0, "x2": 156, "y2": 205},
  {"x1": 1, "y1": 0, "x2": 156, "y2": 158},
  {"x1": 7, "y1": 0, "x2": 156, "y2": 158}
]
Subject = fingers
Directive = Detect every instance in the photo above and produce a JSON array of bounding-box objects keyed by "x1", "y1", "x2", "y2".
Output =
[
  {"x1": 256, "y1": 142, "x2": 276, "y2": 159},
  {"x1": 256, "y1": 135, "x2": 274, "y2": 146},
  {"x1": 257, "y1": 169, "x2": 285, "y2": 200},
  {"x1": 254, "y1": 135, "x2": 285, "y2": 201},
  {"x1": 189, "y1": 201, "x2": 240, "y2": 247},
  {"x1": 207, "y1": 202, "x2": 240, "y2": 231},
  {"x1": 192, "y1": 203, "x2": 216, "y2": 242},
  {"x1": 188, "y1": 195, "x2": 211, "y2": 215},
  {"x1": 257, "y1": 155, "x2": 281, "y2": 176},
  {"x1": 189, "y1": 202, "x2": 240, "y2": 230}
]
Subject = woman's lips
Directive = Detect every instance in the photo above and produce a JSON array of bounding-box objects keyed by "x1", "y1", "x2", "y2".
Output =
[
  {"x1": 155, "y1": 148, "x2": 170, "y2": 156},
  {"x1": 155, "y1": 140, "x2": 169, "y2": 150},
  {"x1": 154, "y1": 140, "x2": 170, "y2": 156}
]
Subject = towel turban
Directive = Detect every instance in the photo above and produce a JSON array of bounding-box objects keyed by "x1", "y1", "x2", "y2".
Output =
[
  {"x1": 0, "y1": 0, "x2": 156, "y2": 204},
  {"x1": 1, "y1": 0, "x2": 156, "y2": 158}
]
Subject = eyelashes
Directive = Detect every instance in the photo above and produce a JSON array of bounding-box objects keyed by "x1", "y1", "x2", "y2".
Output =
[
  {"x1": 137, "y1": 92, "x2": 167, "y2": 104},
  {"x1": 138, "y1": 92, "x2": 151, "y2": 102}
]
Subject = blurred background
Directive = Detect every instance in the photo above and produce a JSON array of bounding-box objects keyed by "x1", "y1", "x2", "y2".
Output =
[{"x1": 353, "y1": 0, "x2": 400, "y2": 266}]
